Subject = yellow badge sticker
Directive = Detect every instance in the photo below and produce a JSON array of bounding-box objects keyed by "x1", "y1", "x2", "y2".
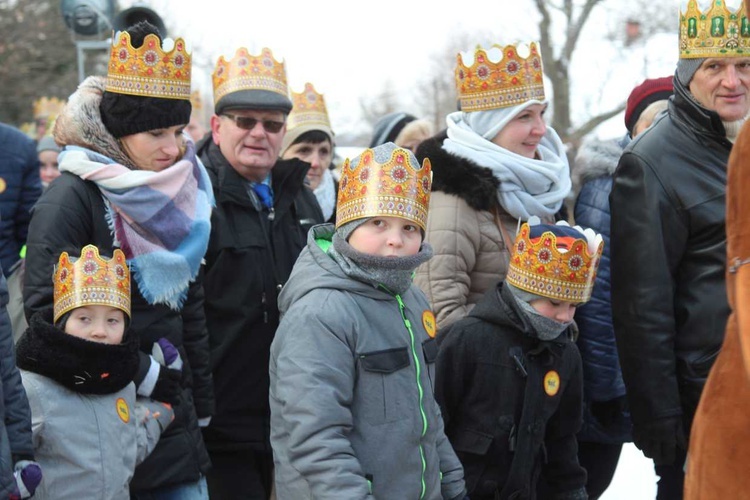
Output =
[
  {"x1": 116, "y1": 397, "x2": 130, "y2": 423},
  {"x1": 422, "y1": 310, "x2": 437, "y2": 338},
  {"x1": 0, "y1": 178, "x2": 6, "y2": 194},
  {"x1": 544, "y1": 371, "x2": 560, "y2": 397}
]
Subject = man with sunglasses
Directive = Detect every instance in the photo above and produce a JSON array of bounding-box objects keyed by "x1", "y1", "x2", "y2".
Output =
[{"x1": 196, "y1": 47, "x2": 323, "y2": 500}]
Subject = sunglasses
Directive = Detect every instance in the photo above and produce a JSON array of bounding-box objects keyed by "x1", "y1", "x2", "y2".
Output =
[{"x1": 222, "y1": 113, "x2": 285, "y2": 134}]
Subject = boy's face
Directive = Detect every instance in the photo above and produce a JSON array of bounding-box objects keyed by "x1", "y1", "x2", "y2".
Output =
[
  {"x1": 64, "y1": 305, "x2": 126, "y2": 345},
  {"x1": 348, "y1": 216, "x2": 422, "y2": 258},
  {"x1": 528, "y1": 298, "x2": 577, "y2": 323}
]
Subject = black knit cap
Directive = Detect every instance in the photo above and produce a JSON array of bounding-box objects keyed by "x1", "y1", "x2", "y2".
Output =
[
  {"x1": 99, "y1": 21, "x2": 191, "y2": 139},
  {"x1": 368, "y1": 112, "x2": 416, "y2": 148}
]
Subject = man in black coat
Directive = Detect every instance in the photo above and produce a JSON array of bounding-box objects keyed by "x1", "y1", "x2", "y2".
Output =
[
  {"x1": 197, "y1": 47, "x2": 322, "y2": 499},
  {"x1": 609, "y1": 5, "x2": 750, "y2": 497}
]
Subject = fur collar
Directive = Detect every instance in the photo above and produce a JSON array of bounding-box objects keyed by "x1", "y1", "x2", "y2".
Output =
[
  {"x1": 569, "y1": 136, "x2": 627, "y2": 201},
  {"x1": 415, "y1": 131, "x2": 500, "y2": 212},
  {"x1": 53, "y1": 76, "x2": 135, "y2": 168}
]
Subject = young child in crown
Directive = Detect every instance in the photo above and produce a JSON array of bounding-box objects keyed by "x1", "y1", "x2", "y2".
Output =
[
  {"x1": 269, "y1": 143, "x2": 467, "y2": 499},
  {"x1": 435, "y1": 218, "x2": 604, "y2": 500},
  {"x1": 15, "y1": 245, "x2": 175, "y2": 499}
]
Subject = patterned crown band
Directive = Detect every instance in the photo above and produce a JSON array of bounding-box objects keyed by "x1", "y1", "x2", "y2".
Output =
[
  {"x1": 53, "y1": 245, "x2": 131, "y2": 323},
  {"x1": 287, "y1": 83, "x2": 331, "y2": 131},
  {"x1": 680, "y1": 0, "x2": 750, "y2": 58},
  {"x1": 212, "y1": 47, "x2": 289, "y2": 105},
  {"x1": 456, "y1": 42, "x2": 546, "y2": 112},
  {"x1": 505, "y1": 222, "x2": 604, "y2": 303},
  {"x1": 105, "y1": 32, "x2": 192, "y2": 100},
  {"x1": 336, "y1": 145, "x2": 432, "y2": 231}
]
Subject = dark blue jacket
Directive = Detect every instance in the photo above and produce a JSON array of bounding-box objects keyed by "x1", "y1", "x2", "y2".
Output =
[
  {"x1": 0, "y1": 124, "x2": 42, "y2": 276},
  {"x1": 571, "y1": 135, "x2": 632, "y2": 444}
]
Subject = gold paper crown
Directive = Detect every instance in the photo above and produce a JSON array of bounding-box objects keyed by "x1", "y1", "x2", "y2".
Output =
[
  {"x1": 288, "y1": 83, "x2": 331, "y2": 131},
  {"x1": 53, "y1": 245, "x2": 131, "y2": 323},
  {"x1": 680, "y1": 0, "x2": 750, "y2": 58},
  {"x1": 212, "y1": 47, "x2": 289, "y2": 105},
  {"x1": 456, "y1": 42, "x2": 545, "y2": 112},
  {"x1": 106, "y1": 31, "x2": 192, "y2": 100},
  {"x1": 190, "y1": 90, "x2": 203, "y2": 111},
  {"x1": 33, "y1": 97, "x2": 65, "y2": 120},
  {"x1": 506, "y1": 222, "x2": 604, "y2": 303},
  {"x1": 336, "y1": 146, "x2": 432, "y2": 230}
]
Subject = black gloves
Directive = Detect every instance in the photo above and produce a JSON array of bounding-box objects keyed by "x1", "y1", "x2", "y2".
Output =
[
  {"x1": 633, "y1": 416, "x2": 687, "y2": 466},
  {"x1": 151, "y1": 366, "x2": 182, "y2": 405},
  {"x1": 590, "y1": 396, "x2": 628, "y2": 428}
]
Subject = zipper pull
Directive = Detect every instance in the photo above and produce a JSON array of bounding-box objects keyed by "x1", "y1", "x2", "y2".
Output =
[
  {"x1": 261, "y1": 291, "x2": 269, "y2": 323},
  {"x1": 268, "y1": 207, "x2": 275, "y2": 221}
]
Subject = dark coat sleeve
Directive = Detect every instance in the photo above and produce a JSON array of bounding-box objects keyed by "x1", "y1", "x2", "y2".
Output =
[
  {"x1": 15, "y1": 139, "x2": 42, "y2": 251},
  {"x1": 435, "y1": 323, "x2": 469, "y2": 431},
  {"x1": 609, "y1": 150, "x2": 686, "y2": 426},
  {"x1": 180, "y1": 269, "x2": 214, "y2": 419},
  {"x1": 0, "y1": 266, "x2": 33, "y2": 459}
]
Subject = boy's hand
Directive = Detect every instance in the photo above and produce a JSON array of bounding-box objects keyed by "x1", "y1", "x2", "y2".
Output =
[
  {"x1": 12, "y1": 460, "x2": 42, "y2": 499},
  {"x1": 152, "y1": 338, "x2": 183, "y2": 371}
]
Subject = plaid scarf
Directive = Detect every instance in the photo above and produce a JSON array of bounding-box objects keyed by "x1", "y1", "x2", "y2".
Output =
[{"x1": 58, "y1": 139, "x2": 214, "y2": 309}]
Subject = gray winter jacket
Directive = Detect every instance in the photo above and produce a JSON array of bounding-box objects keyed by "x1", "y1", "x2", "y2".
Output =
[{"x1": 270, "y1": 224, "x2": 465, "y2": 500}]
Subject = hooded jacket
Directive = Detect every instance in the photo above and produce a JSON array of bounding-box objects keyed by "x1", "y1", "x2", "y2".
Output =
[
  {"x1": 436, "y1": 283, "x2": 586, "y2": 500},
  {"x1": 269, "y1": 224, "x2": 466, "y2": 500},
  {"x1": 610, "y1": 75, "x2": 731, "y2": 435}
]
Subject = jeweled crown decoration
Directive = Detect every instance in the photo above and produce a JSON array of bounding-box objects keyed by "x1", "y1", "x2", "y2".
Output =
[
  {"x1": 287, "y1": 83, "x2": 331, "y2": 131},
  {"x1": 506, "y1": 222, "x2": 604, "y2": 303},
  {"x1": 53, "y1": 245, "x2": 131, "y2": 323},
  {"x1": 106, "y1": 32, "x2": 192, "y2": 100},
  {"x1": 336, "y1": 146, "x2": 432, "y2": 230},
  {"x1": 212, "y1": 47, "x2": 289, "y2": 105},
  {"x1": 33, "y1": 97, "x2": 65, "y2": 120},
  {"x1": 456, "y1": 42, "x2": 545, "y2": 112},
  {"x1": 680, "y1": 0, "x2": 750, "y2": 58}
]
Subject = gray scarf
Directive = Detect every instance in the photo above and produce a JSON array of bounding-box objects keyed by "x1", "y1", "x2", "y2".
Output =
[
  {"x1": 329, "y1": 234, "x2": 433, "y2": 295},
  {"x1": 506, "y1": 283, "x2": 572, "y2": 341}
]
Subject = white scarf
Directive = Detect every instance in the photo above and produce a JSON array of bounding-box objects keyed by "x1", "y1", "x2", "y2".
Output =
[
  {"x1": 442, "y1": 109, "x2": 571, "y2": 220},
  {"x1": 314, "y1": 169, "x2": 336, "y2": 221}
]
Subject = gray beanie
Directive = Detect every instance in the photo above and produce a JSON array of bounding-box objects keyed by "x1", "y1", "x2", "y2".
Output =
[
  {"x1": 37, "y1": 136, "x2": 61, "y2": 154},
  {"x1": 336, "y1": 218, "x2": 370, "y2": 242},
  {"x1": 676, "y1": 58, "x2": 705, "y2": 86}
]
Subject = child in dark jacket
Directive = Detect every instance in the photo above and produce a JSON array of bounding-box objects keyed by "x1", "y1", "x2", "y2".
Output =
[{"x1": 436, "y1": 218, "x2": 604, "y2": 500}]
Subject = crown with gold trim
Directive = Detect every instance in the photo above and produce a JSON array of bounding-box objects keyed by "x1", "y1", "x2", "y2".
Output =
[
  {"x1": 53, "y1": 245, "x2": 131, "y2": 323},
  {"x1": 212, "y1": 47, "x2": 289, "y2": 107},
  {"x1": 456, "y1": 42, "x2": 546, "y2": 112},
  {"x1": 105, "y1": 31, "x2": 191, "y2": 100},
  {"x1": 288, "y1": 83, "x2": 331, "y2": 131},
  {"x1": 336, "y1": 143, "x2": 432, "y2": 230},
  {"x1": 506, "y1": 220, "x2": 604, "y2": 303},
  {"x1": 680, "y1": 0, "x2": 750, "y2": 58},
  {"x1": 33, "y1": 97, "x2": 65, "y2": 120}
]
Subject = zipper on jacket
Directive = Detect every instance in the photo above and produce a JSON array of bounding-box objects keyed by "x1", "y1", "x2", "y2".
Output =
[
  {"x1": 261, "y1": 292, "x2": 269, "y2": 323},
  {"x1": 268, "y1": 207, "x2": 275, "y2": 221},
  {"x1": 394, "y1": 293, "x2": 428, "y2": 500}
]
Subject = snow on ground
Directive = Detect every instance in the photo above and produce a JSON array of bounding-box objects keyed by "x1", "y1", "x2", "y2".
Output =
[{"x1": 600, "y1": 443, "x2": 658, "y2": 499}]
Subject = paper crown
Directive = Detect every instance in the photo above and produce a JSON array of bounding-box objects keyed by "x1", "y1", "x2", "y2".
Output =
[
  {"x1": 506, "y1": 221, "x2": 604, "y2": 303},
  {"x1": 336, "y1": 144, "x2": 432, "y2": 230},
  {"x1": 680, "y1": 0, "x2": 750, "y2": 58},
  {"x1": 190, "y1": 89, "x2": 203, "y2": 111},
  {"x1": 33, "y1": 97, "x2": 65, "y2": 120},
  {"x1": 53, "y1": 245, "x2": 131, "y2": 323},
  {"x1": 212, "y1": 47, "x2": 289, "y2": 106},
  {"x1": 288, "y1": 83, "x2": 331, "y2": 132},
  {"x1": 456, "y1": 42, "x2": 546, "y2": 112},
  {"x1": 105, "y1": 31, "x2": 192, "y2": 100}
]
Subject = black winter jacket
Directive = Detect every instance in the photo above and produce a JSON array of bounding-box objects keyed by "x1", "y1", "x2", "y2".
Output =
[
  {"x1": 23, "y1": 172, "x2": 214, "y2": 491},
  {"x1": 436, "y1": 283, "x2": 586, "y2": 500},
  {"x1": 197, "y1": 138, "x2": 318, "y2": 452},
  {"x1": 610, "y1": 75, "x2": 731, "y2": 434}
]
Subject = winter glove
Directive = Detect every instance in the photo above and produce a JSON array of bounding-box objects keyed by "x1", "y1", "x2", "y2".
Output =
[
  {"x1": 12, "y1": 460, "x2": 42, "y2": 499},
  {"x1": 151, "y1": 366, "x2": 182, "y2": 405},
  {"x1": 589, "y1": 396, "x2": 628, "y2": 428},
  {"x1": 151, "y1": 338, "x2": 183, "y2": 371},
  {"x1": 633, "y1": 416, "x2": 687, "y2": 466}
]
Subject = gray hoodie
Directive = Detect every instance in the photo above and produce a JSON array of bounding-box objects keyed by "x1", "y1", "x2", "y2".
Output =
[{"x1": 270, "y1": 224, "x2": 465, "y2": 499}]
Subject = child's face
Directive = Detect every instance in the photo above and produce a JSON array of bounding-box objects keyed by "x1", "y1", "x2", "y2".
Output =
[
  {"x1": 528, "y1": 298, "x2": 577, "y2": 323},
  {"x1": 64, "y1": 305, "x2": 126, "y2": 345},
  {"x1": 348, "y1": 217, "x2": 422, "y2": 257}
]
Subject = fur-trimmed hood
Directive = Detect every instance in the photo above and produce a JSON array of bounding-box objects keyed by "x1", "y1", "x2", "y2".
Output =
[
  {"x1": 415, "y1": 130, "x2": 500, "y2": 212},
  {"x1": 53, "y1": 76, "x2": 134, "y2": 168},
  {"x1": 569, "y1": 135, "x2": 628, "y2": 201}
]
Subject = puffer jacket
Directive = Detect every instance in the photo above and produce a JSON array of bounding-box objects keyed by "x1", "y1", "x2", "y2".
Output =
[
  {"x1": 269, "y1": 224, "x2": 466, "y2": 500},
  {"x1": 22, "y1": 76, "x2": 214, "y2": 491},
  {"x1": 0, "y1": 123, "x2": 42, "y2": 275},
  {"x1": 610, "y1": 75, "x2": 731, "y2": 436},
  {"x1": 570, "y1": 136, "x2": 632, "y2": 444},
  {"x1": 414, "y1": 132, "x2": 522, "y2": 330}
]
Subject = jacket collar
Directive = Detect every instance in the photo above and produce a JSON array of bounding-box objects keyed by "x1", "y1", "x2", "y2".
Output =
[{"x1": 671, "y1": 71, "x2": 729, "y2": 140}]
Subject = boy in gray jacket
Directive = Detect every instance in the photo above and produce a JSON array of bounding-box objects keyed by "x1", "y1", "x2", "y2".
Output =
[{"x1": 270, "y1": 143, "x2": 466, "y2": 499}]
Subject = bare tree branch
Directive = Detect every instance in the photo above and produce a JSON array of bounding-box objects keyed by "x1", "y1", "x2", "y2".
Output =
[{"x1": 567, "y1": 103, "x2": 626, "y2": 143}]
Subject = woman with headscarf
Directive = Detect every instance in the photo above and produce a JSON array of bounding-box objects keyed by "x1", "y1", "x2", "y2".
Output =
[
  {"x1": 415, "y1": 41, "x2": 570, "y2": 329},
  {"x1": 22, "y1": 21, "x2": 214, "y2": 499}
]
